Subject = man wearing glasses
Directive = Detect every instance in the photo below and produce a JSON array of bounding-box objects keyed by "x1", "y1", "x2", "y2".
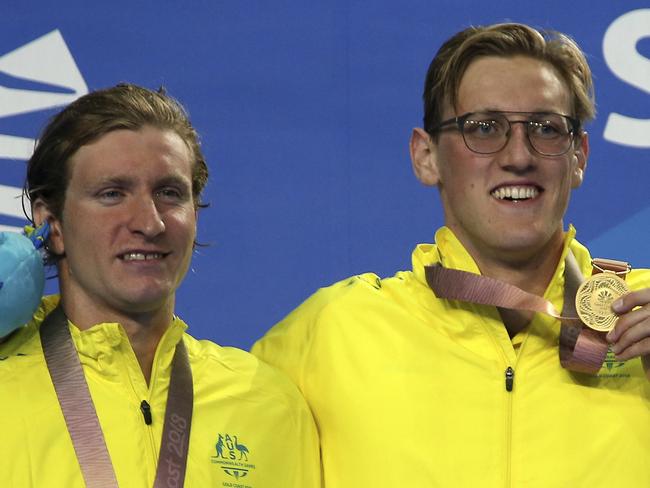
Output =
[{"x1": 253, "y1": 23, "x2": 650, "y2": 486}]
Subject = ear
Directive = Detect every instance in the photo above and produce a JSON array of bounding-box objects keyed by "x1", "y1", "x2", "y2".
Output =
[
  {"x1": 410, "y1": 128, "x2": 440, "y2": 186},
  {"x1": 194, "y1": 209, "x2": 199, "y2": 240},
  {"x1": 571, "y1": 131, "x2": 589, "y2": 189},
  {"x1": 32, "y1": 199, "x2": 65, "y2": 255}
]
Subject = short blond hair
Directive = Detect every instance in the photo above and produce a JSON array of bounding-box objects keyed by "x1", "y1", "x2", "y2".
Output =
[{"x1": 423, "y1": 23, "x2": 595, "y2": 133}]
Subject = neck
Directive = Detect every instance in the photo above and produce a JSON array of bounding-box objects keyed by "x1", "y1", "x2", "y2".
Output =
[
  {"x1": 58, "y1": 279, "x2": 174, "y2": 385},
  {"x1": 120, "y1": 317, "x2": 168, "y2": 384},
  {"x1": 63, "y1": 298, "x2": 170, "y2": 384},
  {"x1": 462, "y1": 231, "x2": 566, "y2": 295},
  {"x1": 459, "y1": 233, "x2": 566, "y2": 337},
  {"x1": 475, "y1": 250, "x2": 561, "y2": 297}
]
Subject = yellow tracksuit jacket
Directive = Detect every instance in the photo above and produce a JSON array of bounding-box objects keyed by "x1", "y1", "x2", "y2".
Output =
[
  {"x1": 252, "y1": 226, "x2": 650, "y2": 487},
  {"x1": 0, "y1": 295, "x2": 321, "y2": 488}
]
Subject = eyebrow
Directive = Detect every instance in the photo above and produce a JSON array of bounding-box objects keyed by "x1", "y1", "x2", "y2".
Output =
[
  {"x1": 86, "y1": 176, "x2": 134, "y2": 192},
  {"x1": 478, "y1": 108, "x2": 562, "y2": 115},
  {"x1": 85, "y1": 174, "x2": 191, "y2": 193},
  {"x1": 155, "y1": 175, "x2": 192, "y2": 193}
]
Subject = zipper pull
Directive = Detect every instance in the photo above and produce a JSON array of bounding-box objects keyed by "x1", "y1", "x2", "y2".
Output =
[
  {"x1": 140, "y1": 400, "x2": 152, "y2": 425},
  {"x1": 505, "y1": 367, "x2": 515, "y2": 392}
]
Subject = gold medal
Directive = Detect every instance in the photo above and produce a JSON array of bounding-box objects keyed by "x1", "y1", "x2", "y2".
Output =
[{"x1": 575, "y1": 273, "x2": 630, "y2": 332}]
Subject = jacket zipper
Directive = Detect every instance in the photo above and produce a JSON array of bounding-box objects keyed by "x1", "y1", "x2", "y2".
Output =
[
  {"x1": 504, "y1": 366, "x2": 515, "y2": 488},
  {"x1": 478, "y1": 309, "x2": 524, "y2": 488},
  {"x1": 505, "y1": 366, "x2": 515, "y2": 392},
  {"x1": 140, "y1": 400, "x2": 153, "y2": 425},
  {"x1": 123, "y1": 355, "x2": 157, "y2": 479}
]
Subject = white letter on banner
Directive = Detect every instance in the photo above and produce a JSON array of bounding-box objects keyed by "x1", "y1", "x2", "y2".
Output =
[{"x1": 603, "y1": 9, "x2": 650, "y2": 148}]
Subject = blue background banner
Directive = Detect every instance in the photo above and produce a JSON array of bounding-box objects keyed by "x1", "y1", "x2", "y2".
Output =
[{"x1": 1, "y1": 1, "x2": 648, "y2": 349}]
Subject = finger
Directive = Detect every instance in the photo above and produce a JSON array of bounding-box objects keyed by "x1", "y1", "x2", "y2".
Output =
[
  {"x1": 610, "y1": 313, "x2": 650, "y2": 355},
  {"x1": 612, "y1": 288, "x2": 650, "y2": 314},
  {"x1": 614, "y1": 337, "x2": 650, "y2": 362},
  {"x1": 607, "y1": 304, "x2": 650, "y2": 343}
]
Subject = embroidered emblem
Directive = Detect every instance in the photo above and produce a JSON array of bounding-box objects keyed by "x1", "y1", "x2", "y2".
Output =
[
  {"x1": 211, "y1": 433, "x2": 256, "y2": 486},
  {"x1": 597, "y1": 348, "x2": 630, "y2": 378}
]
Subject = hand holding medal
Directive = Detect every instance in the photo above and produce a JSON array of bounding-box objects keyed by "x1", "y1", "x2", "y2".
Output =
[
  {"x1": 606, "y1": 283, "x2": 650, "y2": 374},
  {"x1": 575, "y1": 258, "x2": 630, "y2": 332}
]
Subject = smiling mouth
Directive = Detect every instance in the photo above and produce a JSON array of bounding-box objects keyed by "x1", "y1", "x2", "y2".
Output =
[
  {"x1": 120, "y1": 252, "x2": 167, "y2": 261},
  {"x1": 491, "y1": 185, "x2": 540, "y2": 201}
]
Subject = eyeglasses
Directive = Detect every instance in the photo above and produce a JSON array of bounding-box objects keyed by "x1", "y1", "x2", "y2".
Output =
[{"x1": 428, "y1": 111, "x2": 581, "y2": 156}]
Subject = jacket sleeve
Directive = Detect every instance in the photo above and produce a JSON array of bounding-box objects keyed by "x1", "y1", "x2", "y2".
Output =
[{"x1": 251, "y1": 276, "x2": 364, "y2": 390}]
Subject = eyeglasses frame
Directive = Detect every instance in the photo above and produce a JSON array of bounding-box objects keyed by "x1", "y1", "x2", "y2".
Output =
[{"x1": 427, "y1": 111, "x2": 582, "y2": 156}]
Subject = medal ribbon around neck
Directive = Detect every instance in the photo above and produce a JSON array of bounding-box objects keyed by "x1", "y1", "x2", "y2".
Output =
[
  {"x1": 425, "y1": 252, "x2": 635, "y2": 375},
  {"x1": 40, "y1": 305, "x2": 194, "y2": 488}
]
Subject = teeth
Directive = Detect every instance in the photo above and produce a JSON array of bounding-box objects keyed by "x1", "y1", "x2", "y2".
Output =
[
  {"x1": 122, "y1": 252, "x2": 163, "y2": 261},
  {"x1": 491, "y1": 186, "x2": 539, "y2": 201}
]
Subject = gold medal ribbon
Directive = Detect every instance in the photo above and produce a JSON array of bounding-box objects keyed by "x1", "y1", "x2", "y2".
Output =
[
  {"x1": 424, "y1": 253, "x2": 630, "y2": 375},
  {"x1": 40, "y1": 305, "x2": 194, "y2": 487}
]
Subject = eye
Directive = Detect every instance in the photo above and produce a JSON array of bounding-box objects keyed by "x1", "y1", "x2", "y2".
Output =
[
  {"x1": 463, "y1": 117, "x2": 504, "y2": 138},
  {"x1": 528, "y1": 116, "x2": 568, "y2": 139},
  {"x1": 156, "y1": 187, "x2": 186, "y2": 202},
  {"x1": 97, "y1": 189, "x2": 124, "y2": 202}
]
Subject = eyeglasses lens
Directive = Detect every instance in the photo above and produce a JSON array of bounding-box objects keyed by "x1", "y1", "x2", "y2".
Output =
[{"x1": 461, "y1": 112, "x2": 573, "y2": 156}]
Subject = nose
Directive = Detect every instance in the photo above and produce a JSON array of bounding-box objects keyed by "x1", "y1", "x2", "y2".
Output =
[
  {"x1": 127, "y1": 196, "x2": 165, "y2": 237},
  {"x1": 498, "y1": 122, "x2": 536, "y2": 172}
]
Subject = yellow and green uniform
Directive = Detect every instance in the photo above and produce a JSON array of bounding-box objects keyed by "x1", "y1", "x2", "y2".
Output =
[
  {"x1": 1, "y1": 295, "x2": 320, "y2": 488},
  {"x1": 253, "y1": 226, "x2": 650, "y2": 487}
]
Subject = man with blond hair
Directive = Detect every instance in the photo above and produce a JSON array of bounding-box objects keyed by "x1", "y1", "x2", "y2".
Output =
[{"x1": 253, "y1": 23, "x2": 650, "y2": 486}]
